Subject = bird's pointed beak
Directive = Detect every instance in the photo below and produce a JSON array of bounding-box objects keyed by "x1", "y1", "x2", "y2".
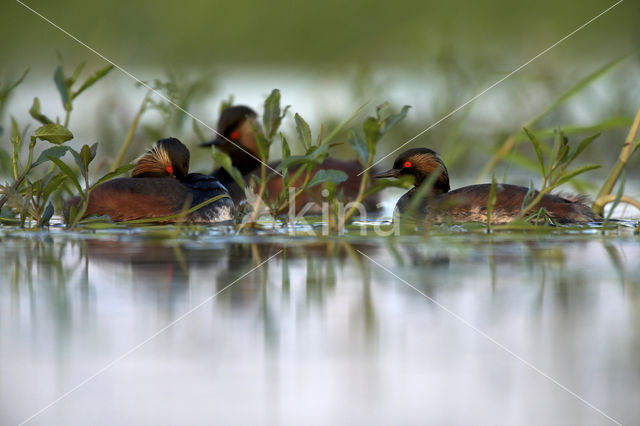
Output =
[
  {"x1": 374, "y1": 168, "x2": 400, "y2": 178},
  {"x1": 199, "y1": 137, "x2": 225, "y2": 148}
]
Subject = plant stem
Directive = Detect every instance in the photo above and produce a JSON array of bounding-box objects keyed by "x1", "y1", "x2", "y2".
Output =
[
  {"x1": 340, "y1": 156, "x2": 372, "y2": 229},
  {"x1": 475, "y1": 134, "x2": 516, "y2": 183},
  {"x1": 110, "y1": 91, "x2": 150, "y2": 173},
  {"x1": 244, "y1": 162, "x2": 268, "y2": 227},
  {"x1": 275, "y1": 165, "x2": 313, "y2": 216},
  {"x1": 597, "y1": 194, "x2": 640, "y2": 211},
  {"x1": 593, "y1": 106, "x2": 640, "y2": 215}
]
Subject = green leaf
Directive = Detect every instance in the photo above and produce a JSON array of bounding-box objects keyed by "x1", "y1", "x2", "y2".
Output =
[
  {"x1": 41, "y1": 201, "x2": 54, "y2": 226},
  {"x1": 307, "y1": 169, "x2": 349, "y2": 189},
  {"x1": 0, "y1": 68, "x2": 29, "y2": 103},
  {"x1": 263, "y1": 89, "x2": 281, "y2": 138},
  {"x1": 503, "y1": 151, "x2": 540, "y2": 173},
  {"x1": 219, "y1": 96, "x2": 234, "y2": 113},
  {"x1": 81, "y1": 143, "x2": 98, "y2": 169},
  {"x1": 363, "y1": 116, "x2": 380, "y2": 151},
  {"x1": 528, "y1": 54, "x2": 630, "y2": 127},
  {"x1": 572, "y1": 133, "x2": 600, "y2": 162},
  {"x1": 10, "y1": 116, "x2": 21, "y2": 180},
  {"x1": 10, "y1": 116, "x2": 21, "y2": 148},
  {"x1": 70, "y1": 61, "x2": 86, "y2": 85},
  {"x1": 48, "y1": 155, "x2": 83, "y2": 196},
  {"x1": 520, "y1": 180, "x2": 536, "y2": 212},
  {"x1": 550, "y1": 164, "x2": 601, "y2": 189},
  {"x1": 32, "y1": 145, "x2": 71, "y2": 168},
  {"x1": 53, "y1": 66, "x2": 71, "y2": 111},
  {"x1": 294, "y1": 113, "x2": 312, "y2": 150},
  {"x1": 72, "y1": 65, "x2": 114, "y2": 100},
  {"x1": 211, "y1": 148, "x2": 246, "y2": 190},
  {"x1": 42, "y1": 172, "x2": 68, "y2": 200},
  {"x1": 281, "y1": 133, "x2": 290, "y2": 190},
  {"x1": 318, "y1": 102, "x2": 367, "y2": 147},
  {"x1": 523, "y1": 127, "x2": 545, "y2": 176},
  {"x1": 69, "y1": 148, "x2": 84, "y2": 179},
  {"x1": 29, "y1": 97, "x2": 54, "y2": 125},
  {"x1": 364, "y1": 174, "x2": 414, "y2": 197},
  {"x1": 347, "y1": 129, "x2": 369, "y2": 165},
  {"x1": 514, "y1": 117, "x2": 632, "y2": 143},
  {"x1": 253, "y1": 126, "x2": 270, "y2": 162},
  {"x1": 90, "y1": 164, "x2": 135, "y2": 189},
  {"x1": 0, "y1": 148, "x2": 11, "y2": 175},
  {"x1": 34, "y1": 124, "x2": 74, "y2": 145},
  {"x1": 278, "y1": 144, "x2": 331, "y2": 169},
  {"x1": 70, "y1": 144, "x2": 97, "y2": 181},
  {"x1": 380, "y1": 105, "x2": 411, "y2": 135}
]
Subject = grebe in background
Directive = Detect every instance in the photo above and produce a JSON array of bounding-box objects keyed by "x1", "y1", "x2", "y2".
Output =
[{"x1": 201, "y1": 105, "x2": 380, "y2": 213}]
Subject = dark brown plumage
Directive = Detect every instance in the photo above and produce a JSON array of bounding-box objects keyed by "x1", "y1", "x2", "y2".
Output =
[
  {"x1": 375, "y1": 148, "x2": 601, "y2": 224},
  {"x1": 80, "y1": 138, "x2": 234, "y2": 223},
  {"x1": 201, "y1": 105, "x2": 380, "y2": 213}
]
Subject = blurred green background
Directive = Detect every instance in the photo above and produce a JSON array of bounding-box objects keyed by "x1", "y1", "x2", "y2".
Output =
[
  {"x1": 3, "y1": 0, "x2": 638, "y2": 67},
  {"x1": 1, "y1": 0, "x2": 639, "y2": 187}
]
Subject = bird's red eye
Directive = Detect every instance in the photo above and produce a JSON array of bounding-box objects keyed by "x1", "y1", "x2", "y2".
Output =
[
  {"x1": 403, "y1": 161, "x2": 412, "y2": 168},
  {"x1": 230, "y1": 130, "x2": 241, "y2": 141},
  {"x1": 165, "y1": 165, "x2": 174, "y2": 175}
]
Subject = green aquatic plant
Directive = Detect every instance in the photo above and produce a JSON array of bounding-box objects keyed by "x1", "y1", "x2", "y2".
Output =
[
  {"x1": 518, "y1": 128, "x2": 600, "y2": 220},
  {"x1": 51, "y1": 59, "x2": 114, "y2": 128},
  {"x1": 0, "y1": 60, "x2": 120, "y2": 227},
  {"x1": 52, "y1": 143, "x2": 135, "y2": 228},
  {"x1": 138, "y1": 71, "x2": 216, "y2": 141},
  {"x1": 476, "y1": 55, "x2": 631, "y2": 182},
  {"x1": 339, "y1": 102, "x2": 412, "y2": 229},
  {"x1": 0, "y1": 122, "x2": 73, "y2": 226},
  {"x1": 593, "y1": 106, "x2": 640, "y2": 215},
  {"x1": 208, "y1": 89, "x2": 367, "y2": 230}
]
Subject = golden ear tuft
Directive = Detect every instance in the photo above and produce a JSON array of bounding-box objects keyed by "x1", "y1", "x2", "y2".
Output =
[{"x1": 132, "y1": 144, "x2": 173, "y2": 177}]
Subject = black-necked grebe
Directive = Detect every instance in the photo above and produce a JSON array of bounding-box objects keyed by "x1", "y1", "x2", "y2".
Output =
[
  {"x1": 83, "y1": 138, "x2": 234, "y2": 223},
  {"x1": 200, "y1": 105, "x2": 380, "y2": 212},
  {"x1": 375, "y1": 148, "x2": 601, "y2": 224}
]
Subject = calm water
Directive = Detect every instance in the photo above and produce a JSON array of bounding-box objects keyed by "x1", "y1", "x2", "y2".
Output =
[{"x1": 1, "y1": 226, "x2": 640, "y2": 425}]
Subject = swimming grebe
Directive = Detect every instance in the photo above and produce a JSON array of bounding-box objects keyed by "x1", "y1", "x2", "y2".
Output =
[
  {"x1": 200, "y1": 105, "x2": 380, "y2": 213},
  {"x1": 83, "y1": 138, "x2": 234, "y2": 223},
  {"x1": 374, "y1": 148, "x2": 600, "y2": 224}
]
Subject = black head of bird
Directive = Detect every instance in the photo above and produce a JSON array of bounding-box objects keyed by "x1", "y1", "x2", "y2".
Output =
[
  {"x1": 374, "y1": 148, "x2": 450, "y2": 194},
  {"x1": 199, "y1": 106, "x2": 261, "y2": 169},
  {"x1": 132, "y1": 137, "x2": 190, "y2": 180}
]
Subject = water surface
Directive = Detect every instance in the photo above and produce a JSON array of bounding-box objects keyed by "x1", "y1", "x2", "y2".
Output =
[{"x1": 1, "y1": 226, "x2": 639, "y2": 425}]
